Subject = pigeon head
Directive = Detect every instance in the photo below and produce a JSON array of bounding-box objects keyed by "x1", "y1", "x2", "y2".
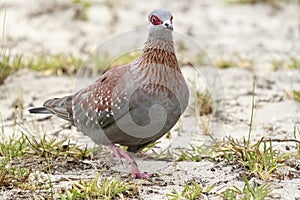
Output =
[{"x1": 147, "y1": 9, "x2": 174, "y2": 41}]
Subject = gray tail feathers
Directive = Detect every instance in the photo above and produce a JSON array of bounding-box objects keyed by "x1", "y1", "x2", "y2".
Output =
[{"x1": 29, "y1": 96, "x2": 74, "y2": 123}]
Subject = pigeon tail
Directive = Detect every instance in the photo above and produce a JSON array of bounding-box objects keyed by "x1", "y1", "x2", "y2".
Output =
[
  {"x1": 28, "y1": 107, "x2": 53, "y2": 114},
  {"x1": 29, "y1": 96, "x2": 74, "y2": 123}
]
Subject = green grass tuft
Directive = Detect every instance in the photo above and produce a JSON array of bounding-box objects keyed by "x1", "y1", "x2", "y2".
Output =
[
  {"x1": 177, "y1": 145, "x2": 211, "y2": 162},
  {"x1": 0, "y1": 54, "x2": 83, "y2": 84},
  {"x1": 0, "y1": 131, "x2": 93, "y2": 191},
  {"x1": 292, "y1": 90, "x2": 300, "y2": 102},
  {"x1": 59, "y1": 174, "x2": 139, "y2": 200},
  {"x1": 271, "y1": 57, "x2": 300, "y2": 70},
  {"x1": 72, "y1": 0, "x2": 91, "y2": 21},
  {"x1": 0, "y1": 133, "x2": 29, "y2": 158},
  {"x1": 0, "y1": 157, "x2": 31, "y2": 188},
  {"x1": 215, "y1": 55, "x2": 254, "y2": 69},
  {"x1": 220, "y1": 137, "x2": 286, "y2": 180},
  {"x1": 222, "y1": 176, "x2": 272, "y2": 200},
  {"x1": 285, "y1": 90, "x2": 300, "y2": 102},
  {"x1": 167, "y1": 181, "x2": 215, "y2": 200},
  {"x1": 0, "y1": 132, "x2": 92, "y2": 160}
]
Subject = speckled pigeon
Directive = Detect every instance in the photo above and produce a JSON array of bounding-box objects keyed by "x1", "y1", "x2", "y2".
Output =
[{"x1": 29, "y1": 8, "x2": 189, "y2": 179}]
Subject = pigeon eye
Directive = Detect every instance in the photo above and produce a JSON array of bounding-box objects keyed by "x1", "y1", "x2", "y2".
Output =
[
  {"x1": 170, "y1": 16, "x2": 173, "y2": 23},
  {"x1": 151, "y1": 17, "x2": 156, "y2": 23},
  {"x1": 150, "y1": 15, "x2": 162, "y2": 25}
]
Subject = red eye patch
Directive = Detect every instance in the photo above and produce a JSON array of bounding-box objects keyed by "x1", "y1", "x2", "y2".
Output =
[{"x1": 150, "y1": 15, "x2": 163, "y2": 26}]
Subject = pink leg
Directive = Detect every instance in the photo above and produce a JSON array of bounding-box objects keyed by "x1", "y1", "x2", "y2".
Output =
[{"x1": 107, "y1": 144, "x2": 151, "y2": 179}]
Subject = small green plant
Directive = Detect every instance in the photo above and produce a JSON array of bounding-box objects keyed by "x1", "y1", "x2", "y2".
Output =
[
  {"x1": 0, "y1": 130, "x2": 96, "y2": 197},
  {"x1": 292, "y1": 90, "x2": 300, "y2": 102},
  {"x1": 222, "y1": 184, "x2": 242, "y2": 200},
  {"x1": 0, "y1": 157, "x2": 31, "y2": 188},
  {"x1": 288, "y1": 57, "x2": 300, "y2": 69},
  {"x1": 139, "y1": 138, "x2": 174, "y2": 161},
  {"x1": 176, "y1": 137, "x2": 290, "y2": 180},
  {"x1": 177, "y1": 40, "x2": 188, "y2": 53},
  {"x1": 224, "y1": 137, "x2": 286, "y2": 180},
  {"x1": 215, "y1": 84, "x2": 286, "y2": 180},
  {"x1": 271, "y1": 57, "x2": 300, "y2": 70},
  {"x1": 0, "y1": 133, "x2": 29, "y2": 158},
  {"x1": 222, "y1": 176, "x2": 272, "y2": 200},
  {"x1": 244, "y1": 83, "x2": 282, "y2": 179},
  {"x1": 0, "y1": 132, "x2": 92, "y2": 160},
  {"x1": 150, "y1": 144, "x2": 173, "y2": 160},
  {"x1": 167, "y1": 181, "x2": 215, "y2": 200},
  {"x1": 72, "y1": 0, "x2": 91, "y2": 21},
  {"x1": 177, "y1": 145, "x2": 211, "y2": 162},
  {"x1": 188, "y1": 79, "x2": 213, "y2": 135},
  {"x1": 0, "y1": 55, "x2": 24, "y2": 84},
  {"x1": 195, "y1": 90, "x2": 212, "y2": 116},
  {"x1": 215, "y1": 57, "x2": 234, "y2": 69},
  {"x1": 140, "y1": 141, "x2": 161, "y2": 154},
  {"x1": 285, "y1": 90, "x2": 300, "y2": 102},
  {"x1": 0, "y1": 53, "x2": 83, "y2": 84},
  {"x1": 59, "y1": 175, "x2": 139, "y2": 200},
  {"x1": 26, "y1": 134, "x2": 92, "y2": 159},
  {"x1": 271, "y1": 59, "x2": 284, "y2": 70},
  {"x1": 215, "y1": 55, "x2": 253, "y2": 69},
  {"x1": 28, "y1": 54, "x2": 83, "y2": 76}
]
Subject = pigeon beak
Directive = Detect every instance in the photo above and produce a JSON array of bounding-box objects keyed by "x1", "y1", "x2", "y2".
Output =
[{"x1": 163, "y1": 20, "x2": 173, "y2": 31}]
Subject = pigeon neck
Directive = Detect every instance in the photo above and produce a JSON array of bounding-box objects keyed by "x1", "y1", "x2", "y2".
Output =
[
  {"x1": 143, "y1": 39, "x2": 175, "y2": 53},
  {"x1": 147, "y1": 28, "x2": 173, "y2": 42},
  {"x1": 132, "y1": 39, "x2": 185, "y2": 96},
  {"x1": 138, "y1": 39, "x2": 179, "y2": 70}
]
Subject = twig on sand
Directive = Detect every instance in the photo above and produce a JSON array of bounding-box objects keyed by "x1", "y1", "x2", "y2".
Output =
[{"x1": 262, "y1": 138, "x2": 300, "y2": 143}]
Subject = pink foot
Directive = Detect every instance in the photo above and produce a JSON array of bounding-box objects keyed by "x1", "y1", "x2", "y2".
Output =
[
  {"x1": 129, "y1": 166, "x2": 151, "y2": 179},
  {"x1": 107, "y1": 144, "x2": 151, "y2": 179}
]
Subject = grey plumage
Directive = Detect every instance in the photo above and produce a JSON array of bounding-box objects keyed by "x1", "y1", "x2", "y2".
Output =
[{"x1": 29, "y1": 9, "x2": 189, "y2": 178}]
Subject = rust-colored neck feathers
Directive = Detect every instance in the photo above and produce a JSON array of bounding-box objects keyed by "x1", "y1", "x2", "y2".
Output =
[
  {"x1": 138, "y1": 40, "x2": 179, "y2": 71},
  {"x1": 131, "y1": 40, "x2": 184, "y2": 96}
]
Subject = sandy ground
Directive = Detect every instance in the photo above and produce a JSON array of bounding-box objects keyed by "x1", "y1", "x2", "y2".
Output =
[{"x1": 1, "y1": 0, "x2": 300, "y2": 199}]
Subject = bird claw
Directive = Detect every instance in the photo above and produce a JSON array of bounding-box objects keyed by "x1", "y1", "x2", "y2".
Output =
[
  {"x1": 129, "y1": 171, "x2": 151, "y2": 179},
  {"x1": 129, "y1": 163, "x2": 151, "y2": 179}
]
